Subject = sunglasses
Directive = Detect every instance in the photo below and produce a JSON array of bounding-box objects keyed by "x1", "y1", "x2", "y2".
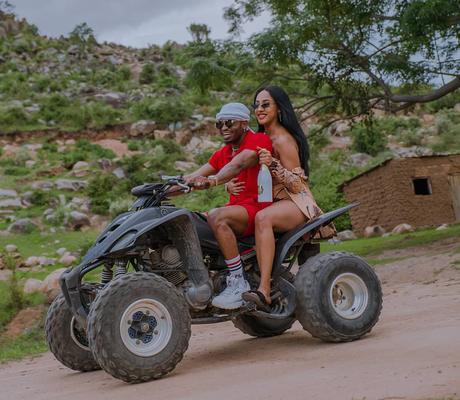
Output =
[
  {"x1": 252, "y1": 101, "x2": 272, "y2": 110},
  {"x1": 215, "y1": 120, "x2": 237, "y2": 129}
]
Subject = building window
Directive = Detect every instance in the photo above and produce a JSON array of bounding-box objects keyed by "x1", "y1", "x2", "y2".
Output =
[{"x1": 413, "y1": 178, "x2": 432, "y2": 195}]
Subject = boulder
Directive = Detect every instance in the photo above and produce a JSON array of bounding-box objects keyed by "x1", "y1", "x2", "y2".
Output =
[
  {"x1": 38, "y1": 257, "x2": 56, "y2": 266},
  {"x1": 0, "y1": 189, "x2": 18, "y2": 197},
  {"x1": 112, "y1": 167, "x2": 126, "y2": 179},
  {"x1": 72, "y1": 161, "x2": 90, "y2": 177},
  {"x1": 328, "y1": 237, "x2": 342, "y2": 244},
  {"x1": 454, "y1": 103, "x2": 460, "y2": 113},
  {"x1": 5, "y1": 244, "x2": 17, "y2": 253},
  {"x1": 23, "y1": 278, "x2": 43, "y2": 294},
  {"x1": 346, "y1": 153, "x2": 372, "y2": 167},
  {"x1": 130, "y1": 120, "x2": 156, "y2": 137},
  {"x1": 41, "y1": 268, "x2": 67, "y2": 302},
  {"x1": 31, "y1": 181, "x2": 53, "y2": 190},
  {"x1": 363, "y1": 225, "x2": 386, "y2": 238},
  {"x1": 94, "y1": 92, "x2": 127, "y2": 108},
  {"x1": 336, "y1": 230, "x2": 357, "y2": 241},
  {"x1": 392, "y1": 223, "x2": 414, "y2": 235},
  {"x1": 0, "y1": 198, "x2": 22, "y2": 208},
  {"x1": 174, "y1": 161, "x2": 198, "y2": 172},
  {"x1": 97, "y1": 158, "x2": 112, "y2": 171},
  {"x1": 56, "y1": 247, "x2": 67, "y2": 256},
  {"x1": 175, "y1": 129, "x2": 193, "y2": 145},
  {"x1": 8, "y1": 218, "x2": 38, "y2": 234},
  {"x1": 154, "y1": 129, "x2": 174, "y2": 140},
  {"x1": 24, "y1": 256, "x2": 40, "y2": 267},
  {"x1": 69, "y1": 211, "x2": 91, "y2": 230},
  {"x1": 59, "y1": 254, "x2": 77, "y2": 266},
  {"x1": 25, "y1": 160, "x2": 36, "y2": 168},
  {"x1": 55, "y1": 179, "x2": 87, "y2": 191},
  {"x1": 436, "y1": 223, "x2": 449, "y2": 231}
]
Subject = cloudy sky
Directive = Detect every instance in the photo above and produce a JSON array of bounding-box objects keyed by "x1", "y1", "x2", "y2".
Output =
[{"x1": 10, "y1": 0, "x2": 270, "y2": 47}]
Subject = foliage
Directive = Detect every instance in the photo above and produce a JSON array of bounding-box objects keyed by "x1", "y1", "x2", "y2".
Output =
[
  {"x1": 225, "y1": 0, "x2": 460, "y2": 115},
  {"x1": 130, "y1": 96, "x2": 191, "y2": 125},
  {"x1": 351, "y1": 121, "x2": 388, "y2": 156},
  {"x1": 69, "y1": 22, "x2": 96, "y2": 46},
  {"x1": 187, "y1": 23, "x2": 211, "y2": 43},
  {"x1": 139, "y1": 63, "x2": 156, "y2": 84}
]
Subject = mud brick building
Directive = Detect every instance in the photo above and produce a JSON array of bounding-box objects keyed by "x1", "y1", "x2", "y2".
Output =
[{"x1": 340, "y1": 154, "x2": 460, "y2": 234}]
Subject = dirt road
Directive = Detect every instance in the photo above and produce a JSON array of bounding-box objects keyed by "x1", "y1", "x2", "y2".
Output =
[{"x1": 1, "y1": 239, "x2": 460, "y2": 400}]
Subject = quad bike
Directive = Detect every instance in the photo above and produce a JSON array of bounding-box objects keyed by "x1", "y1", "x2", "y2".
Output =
[{"x1": 45, "y1": 176, "x2": 383, "y2": 383}]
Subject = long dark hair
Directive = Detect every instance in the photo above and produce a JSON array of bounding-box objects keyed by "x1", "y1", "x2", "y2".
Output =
[{"x1": 254, "y1": 85, "x2": 310, "y2": 176}]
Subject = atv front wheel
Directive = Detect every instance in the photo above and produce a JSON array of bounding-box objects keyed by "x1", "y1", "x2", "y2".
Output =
[
  {"x1": 295, "y1": 251, "x2": 382, "y2": 342},
  {"x1": 45, "y1": 293, "x2": 100, "y2": 372},
  {"x1": 87, "y1": 272, "x2": 191, "y2": 383}
]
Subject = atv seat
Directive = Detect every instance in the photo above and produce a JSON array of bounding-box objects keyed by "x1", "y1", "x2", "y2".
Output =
[{"x1": 131, "y1": 183, "x2": 164, "y2": 197}]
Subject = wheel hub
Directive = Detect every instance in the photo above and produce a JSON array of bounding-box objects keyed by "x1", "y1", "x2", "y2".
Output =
[
  {"x1": 120, "y1": 299, "x2": 172, "y2": 357},
  {"x1": 329, "y1": 273, "x2": 369, "y2": 319}
]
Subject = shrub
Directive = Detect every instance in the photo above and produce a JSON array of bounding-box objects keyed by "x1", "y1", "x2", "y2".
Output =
[
  {"x1": 139, "y1": 63, "x2": 156, "y2": 84},
  {"x1": 29, "y1": 190, "x2": 52, "y2": 206},
  {"x1": 130, "y1": 97, "x2": 191, "y2": 125},
  {"x1": 87, "y1": 174, "x2": 120, "y2": 215},
  {"x1": 351, "y1": 122, "x2": 387, "y2": 156},
  {"x1": 127, "y1": 141, "x2": 140, "y2": 151}
]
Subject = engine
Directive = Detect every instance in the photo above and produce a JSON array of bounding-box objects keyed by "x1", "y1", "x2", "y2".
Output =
[{"x1": 145, "y1": 245, "x2": 187, "y2": 286}]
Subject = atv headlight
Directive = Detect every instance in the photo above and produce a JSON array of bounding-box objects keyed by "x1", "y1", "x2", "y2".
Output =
[{"x1": 111, "y1": 230, "x2": 137, "y2": 252}]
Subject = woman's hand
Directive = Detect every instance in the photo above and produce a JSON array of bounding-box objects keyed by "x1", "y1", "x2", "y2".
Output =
[
  {"x1": 225, "y1": 178, "x2": 245, "y2": 196},
  {"x1": 257, "y1": 146, "x2": 272, "y2": 166}
]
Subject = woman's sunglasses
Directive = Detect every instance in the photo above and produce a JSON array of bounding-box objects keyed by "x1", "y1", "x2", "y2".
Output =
[
  {"x1": 215, "y1": 120, "x2": 237, "y2": 129},
  {"x1": 252, "y1": 101, "x2": 272, "y2": 110}
]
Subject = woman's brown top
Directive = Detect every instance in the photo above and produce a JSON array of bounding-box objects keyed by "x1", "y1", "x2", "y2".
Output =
[{"x1": 269, "y1": 157, "x2": 336, "y2": 239}]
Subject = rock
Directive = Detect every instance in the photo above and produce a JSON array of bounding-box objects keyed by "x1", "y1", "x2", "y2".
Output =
[
  {"x1": 174, "y1": 161, "x2": 198, "y2": 172},
  {"x1": 112, "y1": 167, "x2": 126, "y2": 179},
  {"x1": 346, "y1": 153, "x2": 373, "y2": 167},
  {"x1": 175, "y1": 129, "x2": 193, "y2": 145},
  {"x1": 5, "y1": 244, "x2": 17, "y2": 253},
  {"x1": 24, "y1": 256, "x2": 40, "y2": 267},
  {"x1": 130, "y1": 120, "x2": 156, "y2": 137},
  {"x1": 69, "y1": 211, "x2": 91, "y2": 230},
  {"x1": 23, "y1": 278, "x2": 43, "y2": 294},
  {"x1": 38, "y1": 257, "x2": 56, "y2": 266},
  {"x1": 154, "y1": 129, "x2": 174, "y2": 140},
  {"x1": 56, "y1": 247, "x2": 67, "y2": 256},
  {"x1": 65, "y1": 139, "x2": 76, "y2": 146},
  {"x1": 392, "y1": 223, "x2": 414, "y2": 234},
  {"x1": 0, "y1": 198, "x2": 22, "y2": 208},
  {"x1": 94, "y1": 92, "x2": 127, "y2": 108},
  {"x1": 454, "y1": 103, "x2": 460, "y2": 113},
  {"x1": 336, "y1": 230, "x2": 357, "y2": 241},
  {"x1": 31, "y1": 181, "x2": 53, "y2": 190},
  {"x1": 436, "y1": 223, "x2": 449, "y2": 231},
  {"x1": 0, "y1": 189, "x2": 18, "y2": 197},
  {"x1": 363, "y1": 225, "x2": 386, "y2": 238},
  {"x1": 8, "y1": 218, "x2": 38, "y2": 234},
  {"x1": 25, "y1": 160, "x2": 36, "y2": 168},
  {"x1": 55, "y1": 179, "x2": 87, "y2": 191},
  {"x1": 72, "y1": 161, "x2": 90, "y2": 177},
  {"x1": 98, "y1": 158, "x2": 112, "y2": 171},
  {"x1": 59, "y1": 254, "x2": 77, "y2": 266},
  {"x1": 421, "y1": 114, "x2": 435, "y2": 124},
  {"x1": 328, "y1": 237, "x2": 342, "y2": 244},
  {"x1": 41, "y1": 268, "x2": 67, "y2": 301},
  {"x1": 392, "y1": 146, "x2": 433, "y2": 158},
  {"x1": 185, "y1": 136, "x2": 221, "y2": 154}
]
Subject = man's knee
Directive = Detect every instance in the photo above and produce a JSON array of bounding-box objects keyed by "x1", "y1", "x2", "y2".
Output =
[
  {"x1": 208, "y1": 207, "x2": 227, "y2": 230},
  {"x1": 255, "y1": 210, "x2": 273, "y2": 231}
]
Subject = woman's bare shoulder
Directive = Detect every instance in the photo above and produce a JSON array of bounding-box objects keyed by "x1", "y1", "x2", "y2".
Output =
[{"x1": 272, "y1": 131, "x2": 298, "y2": 153}]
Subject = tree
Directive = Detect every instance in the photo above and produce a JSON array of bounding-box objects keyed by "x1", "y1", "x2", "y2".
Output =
[
  {"x1": 0, "y1": 1, "x2": 14, "y2": 15},
  {"x1": 187, "y1": 23, "x2": 211, "y2": 43},
  {"x1": 225, "y1": 0, "x2": 460, "y2": 119},
  {"x1": 69, "y1": 22, "x2": 96, "y2": 45}
]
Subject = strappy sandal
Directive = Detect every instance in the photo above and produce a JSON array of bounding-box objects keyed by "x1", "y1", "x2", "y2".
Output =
[{"x1": 242, "y1": 290, "x2": 271, "y2": 313}]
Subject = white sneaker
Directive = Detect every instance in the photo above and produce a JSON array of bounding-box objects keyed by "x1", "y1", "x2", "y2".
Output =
[{"x1": 211, "y1": 275, "x2": 250, "y2": 310}]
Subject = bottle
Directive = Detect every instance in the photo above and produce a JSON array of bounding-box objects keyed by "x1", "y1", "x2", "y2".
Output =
[{"x1": 257, "y1": 164, "x2": 273, "y2": 202}]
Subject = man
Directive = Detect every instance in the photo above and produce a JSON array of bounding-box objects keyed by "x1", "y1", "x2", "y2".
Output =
[{"x1": 186, "y1": 102, "x2": 272, "y2": 309}]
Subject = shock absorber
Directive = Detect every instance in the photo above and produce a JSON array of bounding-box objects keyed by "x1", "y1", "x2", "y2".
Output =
[
  {"x1": 101, "y1": 263, "x2": 113, "y2": 284},
  {"x1": 114, "y1": 260, "x2": 127, "y2": 277}
]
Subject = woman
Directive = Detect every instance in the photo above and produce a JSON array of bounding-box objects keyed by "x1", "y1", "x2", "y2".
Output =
[{"x1": 227, "y1": 85, "x2": 334, "y2": 310}]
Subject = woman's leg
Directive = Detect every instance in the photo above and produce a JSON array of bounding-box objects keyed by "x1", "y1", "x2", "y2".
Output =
[{"x1": 255, "y1": 200, "x2": 306, "y2": 303}]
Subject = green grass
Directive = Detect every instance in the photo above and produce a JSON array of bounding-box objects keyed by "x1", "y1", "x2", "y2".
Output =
[
  {"x1": 0, "y1": 230, "x2": 99, "y2": 259},
  {"x1": 0, "y1": 320, "x2": 47, "y2": 364},
  {"x1": 320, "y1": 223, "x2": 460, "y2": 257}
]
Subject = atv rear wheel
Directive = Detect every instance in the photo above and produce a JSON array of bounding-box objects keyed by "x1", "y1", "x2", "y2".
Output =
[
  {"x1": 232, "y1": 314, "x2": 294, "y2": 337},
  {"x1": 87, "y1": 272, "x2": 191, "y2": 383},
  {"x1": 45, "y1": 293, "x2": 100, "y2": 372},
  {"x1": 295, "y1": 251, "x2": 382, "y2": 342}
]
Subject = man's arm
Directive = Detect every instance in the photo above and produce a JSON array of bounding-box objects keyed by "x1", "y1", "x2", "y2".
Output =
[
  {"x1": 213, "y1": 149, "x2": 258, "y2": 184},
  {"x1": 184, "y1": 163, "x2": 217, "y2": 182}
]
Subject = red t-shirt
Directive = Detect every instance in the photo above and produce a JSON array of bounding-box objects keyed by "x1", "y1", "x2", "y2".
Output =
[{"x1": 208, "y1": 130, "x2": 272, "y2": 206}]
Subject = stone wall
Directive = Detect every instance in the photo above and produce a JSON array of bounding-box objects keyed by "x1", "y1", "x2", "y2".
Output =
[{"x1": 342, "y1": 155, "x2": 460, "y2": 234}]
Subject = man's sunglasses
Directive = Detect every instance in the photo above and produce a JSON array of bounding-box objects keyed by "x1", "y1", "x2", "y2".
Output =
[
  {"x1": 215, "y1": 120, "x2": 237, "y2": 129},
  {"x1": 252, "y1": 101, "x2": 272, "y2": 110}
]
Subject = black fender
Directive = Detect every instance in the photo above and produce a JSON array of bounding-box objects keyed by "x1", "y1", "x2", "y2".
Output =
[
  {"x1": 272, "y1": 203, "x2": 358, "y2": 277},
  {"x1": 60, "y1": 207, "x2": 210, "y2": 323}
]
